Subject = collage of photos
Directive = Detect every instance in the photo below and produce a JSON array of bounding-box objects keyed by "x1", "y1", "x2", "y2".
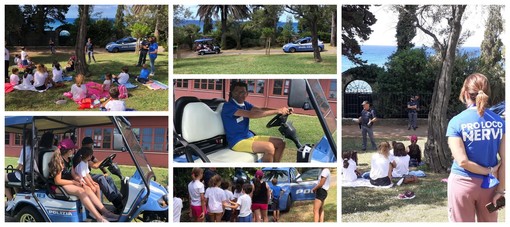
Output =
[{"x1": 1, "y1": 2, "x2": 507, "y2": 225}]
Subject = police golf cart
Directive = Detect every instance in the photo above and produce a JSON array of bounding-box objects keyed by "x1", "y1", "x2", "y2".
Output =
[
  {"x1": 5, "y1": 116, "x2": 168, "y2": 222},
  {"x1": 194, "y1": 38, "x2": 221, "y2": 55},
  {"x1": 173, "y1": 79, "x2": 337, "y2": 163}
]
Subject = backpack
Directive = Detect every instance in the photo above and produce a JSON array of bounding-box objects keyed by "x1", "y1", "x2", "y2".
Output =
[{"x1": 118, "y1": 85, "x2": 128, "y2": 99}]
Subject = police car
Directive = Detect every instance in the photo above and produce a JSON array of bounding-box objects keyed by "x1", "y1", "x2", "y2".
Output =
[
  {"x1": 282, "y1": 37, "x2": 325, "y2": 53},
  {"x1": 263, "y1": 167, "x2": 321, "y2": 211}
]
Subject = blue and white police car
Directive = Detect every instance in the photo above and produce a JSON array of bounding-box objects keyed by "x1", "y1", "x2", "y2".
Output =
[
  {"x1": 263, "y1": 167, "x2": 321, "y2": 211},
  {"x1": 282, "y1": 37, "x2": 324, "y2": 53}
]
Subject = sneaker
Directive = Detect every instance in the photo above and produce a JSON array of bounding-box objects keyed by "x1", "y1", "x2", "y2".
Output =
[
  {"x1": 5, "y1": 200, "x2": 15, "y2": 211},
  {"x1": 397, "y1": 178, "x2": 404, "y2": 186}
]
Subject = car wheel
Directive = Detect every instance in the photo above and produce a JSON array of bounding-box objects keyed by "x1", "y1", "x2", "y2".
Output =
[
  {"x1": 215, "y1": 49, "x2": 220, "y2": 54},
  {"x1": 199, "y1": 51, "x2": 204, "y2": 55},
  {"x1": 284, "y1": 195, "x2": 292, "y2": 212},
  {"x1": 17, "y1": 206, "x2": 44, "y2": 222},
  {"x1": 112, "y1": 48, "x2": 119, "y2": 53},
  {"x1": 289, "y1": 48, "x2": 296, "y2": 53}
]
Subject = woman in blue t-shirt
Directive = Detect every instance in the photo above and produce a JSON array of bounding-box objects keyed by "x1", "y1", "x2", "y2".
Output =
[{"x1": 446, "y1": 73, "x2": 505, "y2": 222}]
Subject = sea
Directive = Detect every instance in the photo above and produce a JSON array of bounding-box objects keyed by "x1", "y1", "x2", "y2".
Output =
[
  {"x1": 178, "y1": 20, "x2": 299, "y2": 32},
  {"x1": 341, "y1": 45, "x2": 481, "y2": 72}
]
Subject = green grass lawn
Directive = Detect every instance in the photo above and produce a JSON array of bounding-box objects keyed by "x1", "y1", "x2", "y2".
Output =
[
  {"x1": 280, "y1": 171, "x2": 337, "y2": 222},
  {"x1": 173, "y1": 54, "x2": 337, "y2": 74},
  {"x1": 5, "y1": 51, "x2": 168, "y2": 111},
  {"x1": 250, "y1": 114, "x2": 337, "y2": 163},
  {"x1": 5, "y1": 157, "x2": 169, "y2": 198},
  {"x1": 341, "y1": 137, "x2": 505, "y2": 222}
]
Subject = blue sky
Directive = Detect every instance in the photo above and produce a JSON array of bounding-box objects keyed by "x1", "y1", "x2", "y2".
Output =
[{"x1": 65, "y1": 5, "x2": 119, "y2": 18}]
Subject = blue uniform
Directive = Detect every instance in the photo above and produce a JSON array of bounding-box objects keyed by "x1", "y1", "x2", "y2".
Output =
[
  {"x1": 446, "y1": 107, "x2": 505, "y2": 178},
  {"x1": 221, "y1": 100, "x2": 254, "y2": 148},
  {"x1": 360, "y1": 108, "x2": 377, "y2": 150}
]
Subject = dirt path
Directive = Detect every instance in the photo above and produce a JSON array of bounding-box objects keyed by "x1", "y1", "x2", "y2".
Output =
[
  {"x1": 342, "y1": 119, "x2": 428, "y2": 139},
  {"x1": 175, "y1": 45, "x2": 337, "y2": 59}
]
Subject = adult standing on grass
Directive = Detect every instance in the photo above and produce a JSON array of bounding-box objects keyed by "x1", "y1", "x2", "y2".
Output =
[
  {"x1": 49, "y1": 38, "x2": 56, "y2": 54},
  {"x1": 148, "y1": 36, "x2": 158, "y2": 76},
  {"x1": 446, "y1": 73, "x2": 505, "y2": 222},
  {"x1": 251, "y1": 169, "x2": 270, "y2": 222},
  {"x1": 5, "y1": 45, "x2": 9, "y2": 82},
  {"x1": 312, "y1": 168, "x2": 330, "y2": 222},
  {"x1": 136, "y1": 37, "x2": 149, "y2": 67},
  {"x1": 359, "y1": 101, "x2": 377, "y2": 151},
  {"x1": 221, "y1": 81, "x2": 290, "y2": 162},
  {"x1": 85, "y1": 38, "x2": 97, "y2": 64}
]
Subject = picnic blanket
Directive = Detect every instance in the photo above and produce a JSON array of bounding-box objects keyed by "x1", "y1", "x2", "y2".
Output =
[
  {"x1": 63, "y1": 76, "x2": 73, "y2": 82},
  {"x1": 5, "y1": 84, "x2": 14, "y2": 93},
  {"x1": 85, "y1": 82, "x2": 109, "y2": 99},
  {"x1": 142, "y1": 80, "x2": 168, "y2": 90},
  {"x1": 342, "y1": 179, "x2": 394, "y2": 188},
  {"x1": 115, "y1": 82, "x2": 138, "y2": 89}
]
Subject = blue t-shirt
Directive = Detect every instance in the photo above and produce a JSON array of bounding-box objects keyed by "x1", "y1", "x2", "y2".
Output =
[
  {"x1": 360, "y1": 108, "x2": 376, "y2": 126},
  {"x1": 269, "y1": 184, "x2": 282, "y2": 200},
  {"x1": 139, "y1": 68, "x2": 150, "y2": 79},
  {"x1": 446, "y1": 107, "x2": 505, "y2": 178},
  {"x1": 221, "y1": 99, "x2": 254, "y2": 148},
  {"x1": 149, "y1": 42, "x2": 158, "y2": 59}
]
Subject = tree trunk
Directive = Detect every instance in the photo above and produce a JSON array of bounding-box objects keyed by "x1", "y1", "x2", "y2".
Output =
[
  {"x1": 75, "y1": 5, "x2": 89, "y2": 77},
  {"x1": 154, "y1": 5, "x2": 161, "y2": 41},
  {"x1": 330, "y1": 10, "x2": 337, "y2": 47},
  {"x1": 221, "y1": 6, "x2": 228, "y2": 50},
  {"x1": 310, "y1": 8, "x2": 322, "y2": 62},
  {"x1": 424, "y1": 5, "x2": 466, "y2": 173}
]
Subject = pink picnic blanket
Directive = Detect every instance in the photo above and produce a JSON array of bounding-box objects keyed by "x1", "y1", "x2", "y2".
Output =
[
  {"x1": 85, "y1": 82, "x2": 109, "y2": 99},
  {"x1": 5, "y1": 83, "x2": 14, "y2": 93}
]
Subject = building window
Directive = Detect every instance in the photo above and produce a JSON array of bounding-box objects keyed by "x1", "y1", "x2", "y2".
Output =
[
  {"x1": 14, "y1": 133, "x2": 23, "y2": 145},
  {"x1": 272, "y1": 79, "x2": 290, "y2": 96},
  {"x1": 84, "y1": 127, "x2": 113, "y2": 149},
  {"x1": 133, "y1": 128, "x2": 167, "y2": 152},
  {"x1": 175, "y1": 79, "x2": 188, "y2": 88},
  {"x1": 5, "y1": 133, "x2": 10, "y2": 146},
  {"x1": 194, "y1": 79, "x2": 223, "y2": 91},
  {"x1": 329, "y1": 80, "x2": 337, "y2": 99},
  {"x1": 245, "y1": 79, "x2": 265, "y2": 94}
]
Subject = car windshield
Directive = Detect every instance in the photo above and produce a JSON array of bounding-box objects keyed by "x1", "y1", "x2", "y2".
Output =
[
  {"x1": 263, "y1": 170, "x2": 289, "y2": 182},
  {"x1": 113, "y1": 116, "x2": 154, "y2": 183},
  {"x1": 299, "y1": 168, "x2": 320, "y2": 181},
  {"x1": 293, "y1": 39, "x2": 304, "y2": 44},
  {"x1": 307, "y1": 79, "x2": 337, "y2": 134}
]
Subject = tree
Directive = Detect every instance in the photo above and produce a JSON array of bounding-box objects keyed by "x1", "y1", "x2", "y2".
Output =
[
  {"x1": 261, "y1": 27, "x2": 274, "y2": 55},
  {"x1": 330, "y1": 6, "x2": 337, "y2": 47},
  {"x1": 395, "y1": 5, "x2": 417, "y2": 52},
  {"x1": 285, "y1": 5, "x2": 326, "y2": 62},
  {"x1": 75, "y1": 5, "x2": 90, "y2": 76},
  {"x1": 408, "y1": 5, "x2": 468, "y2": 173},
  {"x1": 478, "y1": 5, "x2": 505, "y2": 105},
  {"x1": 20, "y1": 5, "x2": 70, "y2": 44},
  {"x1": 4, "y1": 5, "x2": 24, "y2": 45},
  {"x1": 131, "y1": 23, "x2": 151, "y2": 53},
  {"x1": 228, "y1": 19, "x2": 245, "y2": 50},
  {"x1": 342, "y1": 5, "x2": 377, "y2": 65},
  {"x1": 131, "y1": 5, "x2": 167, "y2": 42},
  {"x1": 114, "y1": 5, "x2": 126, "y2": 40},
  {"x1": 197, "y1": 5, "x2": 251, "y2": 49}
]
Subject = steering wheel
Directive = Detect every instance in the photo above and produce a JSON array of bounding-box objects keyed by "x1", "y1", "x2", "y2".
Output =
[
  {"x1": 98, "y1": 153, "x2": 117, "y2": 169},
  {"x1": 266, "y1": 114, "x2": 288, "y2": 128}
]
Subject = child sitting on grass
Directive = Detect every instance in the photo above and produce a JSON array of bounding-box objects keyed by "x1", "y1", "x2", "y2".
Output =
[
  {"x1": 113, "y1": 66, "x2": 130, "y2": 85},
  {"x1": 342, "y1": 151, "x2": 359, "y2": 182},
  {"x1": 408, "y1": 135, "x2": 422, "y2": 167},
  {"x1": 70, "y1": 74, "x2": 87, "y2": 102},
  {"x1": 103, "y1": 86, "x2": 126, "y2": 111},
  {"x1": 9, "y1": 68, "x2": 20, "y2": 85},
  {"x1": 136, "y1": 64, "x2": 151, "y2": 84}
]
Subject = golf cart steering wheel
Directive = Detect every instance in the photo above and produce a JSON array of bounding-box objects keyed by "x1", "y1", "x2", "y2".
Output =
[
  {"x1": 98, "y1": 153, "x2": 116, "y2": 169},
  {"x1": 266, "y1": 114, "x2": 288, "y2": 128}
]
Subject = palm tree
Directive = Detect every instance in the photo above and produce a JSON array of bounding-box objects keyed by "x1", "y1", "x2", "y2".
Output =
[{"x1": 197, "y1": 5, "x2": 250, "y2": 49}]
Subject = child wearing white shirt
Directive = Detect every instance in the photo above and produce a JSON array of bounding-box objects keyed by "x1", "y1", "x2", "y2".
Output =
[
  {"x1": 71, "y1": 74, "x2": 87, "y2": 102},
  {"x1": 10, "y1": 68, "x2": 20, "y2": 85},
  {"x1": 205, "y1": 175, "x2": 227, "y2": 222},
  {"x1": 224, "y1": 183, "x2": 253, "y2": 222}
]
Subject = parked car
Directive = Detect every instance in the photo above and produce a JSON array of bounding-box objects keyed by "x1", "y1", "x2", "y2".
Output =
[
  {"x1": 263, "y1": 167, "x2": 321, "y2": 211},
  {"x1": 106, "y1": 37, "x2": 137, "y2": 53},
  {"x1": 194, "y1": 38, "x2": 221, "y2": 55},
  {"x1": 282, "y1": 37, "x2": 324, "y2": 53},
  {"x1": 489, "y1": 101, "x2": 505, "y2": 119}
]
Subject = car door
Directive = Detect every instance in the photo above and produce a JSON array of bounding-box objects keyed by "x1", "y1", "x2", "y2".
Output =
[{"x1": 290, "y1": 168, "x2": 320, "y2": 201}]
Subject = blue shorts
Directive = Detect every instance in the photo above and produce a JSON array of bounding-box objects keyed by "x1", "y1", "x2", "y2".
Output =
[{"x1": 238, "y1": 213, "x2": 252, "y2": 222}]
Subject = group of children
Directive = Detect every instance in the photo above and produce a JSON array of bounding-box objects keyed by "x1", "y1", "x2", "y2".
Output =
[
  {"x1": 342, "y1": 135, "x2": 423, "y2": 186},
  {"x1": 180, "y1": 168, "x2": 284, "y2": 223}
]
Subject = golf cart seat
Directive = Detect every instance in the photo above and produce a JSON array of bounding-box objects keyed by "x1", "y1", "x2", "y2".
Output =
[
  {"x1": 180, "y1": 102, "x2": 262, "y2": 163},
  {"x1": 41, "y1": 151, "x2": 79, "y2": 201},
  {"x1": 174, "y1": 96, "x2": 201, "y2": 135}
]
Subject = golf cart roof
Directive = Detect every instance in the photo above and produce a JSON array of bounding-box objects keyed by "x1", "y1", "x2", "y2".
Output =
[
  {"x1": 5, "y1": 116, "x2": 113, "y2": 134},
  {"x1": 194, "y1": 38, "x2": 214, "y2": 42}
]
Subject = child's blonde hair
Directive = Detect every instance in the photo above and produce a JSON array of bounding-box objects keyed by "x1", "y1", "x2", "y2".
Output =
[
  {"x1": 191, "y1": 167, "x2": 203, "y2": 180},
  {"x1": 75, "y1": 74, "x2": 85, "y2": 87},
  {"x1": 378, "y1": 141, "x2": 391, "y2": 158}
]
